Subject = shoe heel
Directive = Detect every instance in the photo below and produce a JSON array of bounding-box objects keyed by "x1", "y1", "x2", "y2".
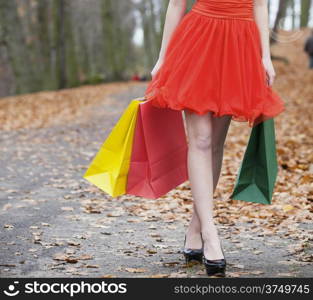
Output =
[
  {"x1": 200, "y1": 231, "x2": 227, "y2": 277},
  {"x1": 204, "y1": 263, "x2": 226, "y2": 277}
]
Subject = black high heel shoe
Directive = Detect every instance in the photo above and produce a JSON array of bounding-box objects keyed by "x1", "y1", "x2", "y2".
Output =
[
  {"x1": 201, "y1": 232, "x2": 226, "y2": 277},
  {"x1": 182, "y1": 234, "x2": 203, "y2": 264}
]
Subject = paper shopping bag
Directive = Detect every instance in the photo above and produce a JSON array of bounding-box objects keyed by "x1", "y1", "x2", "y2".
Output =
[
  {"x1": 126, "y1": 100, "x2": 188, "y2": 199},
  {"x1": 230, "y1": 118, "x2": 278, "y2": 204},
  {"x1": 83, "y1": 98, "x2": 144, "y2": 197}
]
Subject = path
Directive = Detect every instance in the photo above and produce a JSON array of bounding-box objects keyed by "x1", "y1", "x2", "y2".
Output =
[{"x1": 0, "y1": 83, "x2": 312, "y2": 278}]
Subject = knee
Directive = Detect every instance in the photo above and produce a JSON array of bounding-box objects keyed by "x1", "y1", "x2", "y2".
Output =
[{"x1": 192, "y1": 134, "x2": 213, "y2": 151}]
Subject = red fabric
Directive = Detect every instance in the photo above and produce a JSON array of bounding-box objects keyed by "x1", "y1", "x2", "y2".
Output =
[{"x1": 144, "y1": 0, "x2": 285, "y2": 127}]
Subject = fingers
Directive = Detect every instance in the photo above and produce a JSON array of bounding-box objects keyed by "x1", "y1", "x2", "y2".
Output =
[
  {"x1": 266, "y1": 70, "x2": 275, "y2": 86},
  {"x1": 269, "y1": 72, "x2": 275, "y2": 86},
  {"x1": 262, "y1": 58, "x2": 276, "y2": 87}
]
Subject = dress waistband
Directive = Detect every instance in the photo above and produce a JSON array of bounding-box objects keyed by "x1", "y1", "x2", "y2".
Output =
[{"x1": 191, "y1": 0, "x2": 254, "y2": 21}]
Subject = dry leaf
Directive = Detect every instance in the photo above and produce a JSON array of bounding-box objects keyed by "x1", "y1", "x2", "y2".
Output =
[{"x1": 124, "y1": 268, "x2": 146, "y2": 273}]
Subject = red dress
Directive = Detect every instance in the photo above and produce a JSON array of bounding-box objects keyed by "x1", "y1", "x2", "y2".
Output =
[{"x1": 144, "y1": 0, "x2": 285, "y2": 127}]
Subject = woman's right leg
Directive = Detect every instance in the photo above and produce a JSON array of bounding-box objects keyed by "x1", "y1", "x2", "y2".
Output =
[
  {"x1": 184, "y1": 110, "x2": 229, "y2": 260},
  {"x1": 184, "y1": 112, "x2": 231, "y2": 254}
]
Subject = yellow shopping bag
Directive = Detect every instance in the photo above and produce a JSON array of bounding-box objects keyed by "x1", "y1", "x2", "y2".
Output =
[{"x1": 83, "y1": 97, "x2": 145, "y2": 197}]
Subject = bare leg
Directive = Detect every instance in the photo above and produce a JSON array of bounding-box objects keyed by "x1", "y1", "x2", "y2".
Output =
[
  {"x1": 211, "y1": 114, "x2": 232, "y2": 191},
  {"x1": 184, "y1": 110, "x2": 231, "y2": 259},
  {"x1": 184, "y1": 114, "x2": 231, "y2": 249}
]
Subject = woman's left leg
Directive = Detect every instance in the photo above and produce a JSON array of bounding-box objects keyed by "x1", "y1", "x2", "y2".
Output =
[{"x1": 184, "y1": 114, "x2": 232, "y2": 249}]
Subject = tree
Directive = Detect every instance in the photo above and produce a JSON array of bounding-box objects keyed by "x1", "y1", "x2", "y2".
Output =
[
  {"x1": 300, "y1": 0, "x2": 312, "y2": 28},
  {"x1": 52, "y1": 0, "x2": 67, "y2": 88},
  {"x1": 271, "y1": 0, "x2": 290, "y2": 44},
  {"x1": 0, "y1": 0, "x2": 37, "y2": 93}
]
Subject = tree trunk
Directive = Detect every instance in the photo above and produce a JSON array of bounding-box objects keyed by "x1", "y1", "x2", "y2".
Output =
[
  {"x1": 101, "y1": 0, "x2": 120, "y2": 80},
  {"x1": 0, "y1": 0, "x2": 37, "y2": 94},
  {"x1": 52, "y1": 0, "x2": 67, "y2": 89},
  {"x1": 300, "y1": 0, "x2": 312, "y2": 28},
  {"x1": 138, "y1": 1, "x2": 155, "y2": 69},
  {"x1": 64, "y1": 1, "x2": 79, "y2": 87},
  {"x1": 148, "y1": 0, "x2": 159, "y2": 61},
  {"x1": 271, "y1": 0, "x2": 290, "y2": 44},
  {"x1": 37, "y1": 0, "x2": 55, "y2": 89}
]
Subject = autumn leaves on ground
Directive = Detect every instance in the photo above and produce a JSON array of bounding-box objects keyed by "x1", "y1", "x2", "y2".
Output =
[{"x1": 0, "y1": 33, "x2": 312, "y2": 278}]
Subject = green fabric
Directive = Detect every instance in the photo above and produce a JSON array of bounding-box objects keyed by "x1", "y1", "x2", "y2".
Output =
[{"x1": 230, "y1": 118, "x2": 278, "y2": 205}]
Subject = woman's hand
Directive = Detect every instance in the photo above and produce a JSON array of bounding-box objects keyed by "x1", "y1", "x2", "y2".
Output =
[
  {"x1": 151, "y1": 57, "x2": 164, "y2": 78},
  {"x1": 262, "y1": 56, "x2": 276, "y2": 86}
]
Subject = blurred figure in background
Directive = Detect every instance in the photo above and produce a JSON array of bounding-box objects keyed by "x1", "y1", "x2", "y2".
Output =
[
  {"x1": 140, "y1": 74, "x2": 148, "y2": 81},
  {"x1": 131, "y1": 73, "x2": 141, "y2": 81},
  {"x1": 131, "y1": 73, "x2": 149, "y2": 82},
  {"x1": 304, "y1": 30, "x2": 313, "y2": 69}
]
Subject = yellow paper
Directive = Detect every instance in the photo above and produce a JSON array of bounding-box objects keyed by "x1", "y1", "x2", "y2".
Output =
[{"x1": 83, "y1": 98, "x2": 145, "y2": 197}]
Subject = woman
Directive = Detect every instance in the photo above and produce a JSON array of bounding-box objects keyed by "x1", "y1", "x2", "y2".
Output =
[{"x1": 144, "y1": 0, "x2": 285, "y2": 277}]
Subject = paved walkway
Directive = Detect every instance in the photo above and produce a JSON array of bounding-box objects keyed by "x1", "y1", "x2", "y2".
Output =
[{"x1": 0, "y1": 84, "x2": 312, "y2": 278}]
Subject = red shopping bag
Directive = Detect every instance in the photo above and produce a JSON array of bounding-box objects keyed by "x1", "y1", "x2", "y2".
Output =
[{"x1": 126, "y1": 100, "x2": 188, "y2": 199}]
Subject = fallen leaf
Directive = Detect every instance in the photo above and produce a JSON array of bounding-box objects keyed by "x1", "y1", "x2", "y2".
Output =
[{"x1": 124, "y1": 268, "x2": 146, "y2": 273}]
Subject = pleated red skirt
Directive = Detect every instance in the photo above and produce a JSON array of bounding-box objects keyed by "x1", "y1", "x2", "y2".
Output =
[{"x1": 144, "y1": 0, "x2": 285, "y2": 127}]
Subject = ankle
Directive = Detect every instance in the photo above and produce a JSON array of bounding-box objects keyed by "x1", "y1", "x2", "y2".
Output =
[
  {"x1": 200, "y1": 226, "x2": 219, "y2": 241},
  {"x1": 186, "y1": 226, "x2": 201, "y2": 236},
  {"x1": 202, "y1": 237, "x2": 224, "y2": 260},
  {"x1": 185, "y1": 229, "x2": 202, "y2": 249}
]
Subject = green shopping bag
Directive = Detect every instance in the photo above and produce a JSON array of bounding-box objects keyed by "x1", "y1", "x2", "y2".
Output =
[{"x1": 230, "y1": 118, "x2": 278, "y2": 205}]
